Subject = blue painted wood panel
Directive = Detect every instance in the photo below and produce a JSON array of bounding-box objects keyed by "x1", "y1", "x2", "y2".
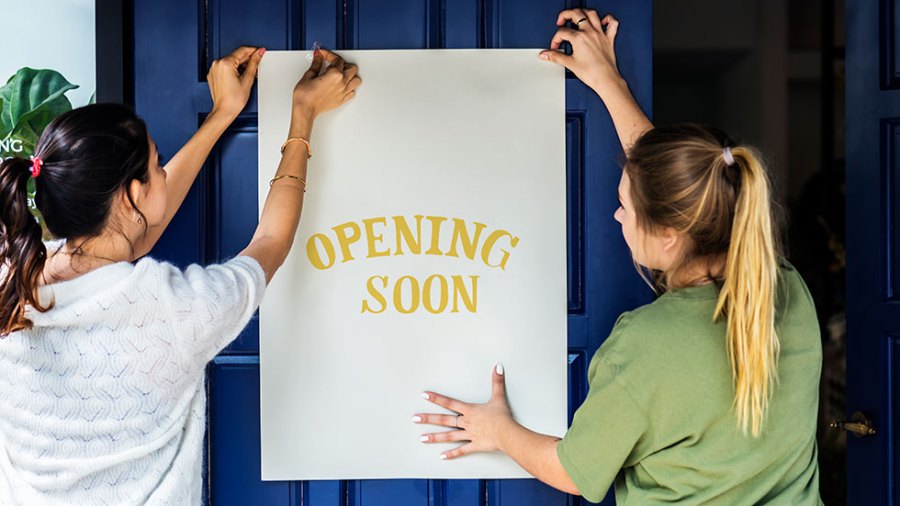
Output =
[
  {"x1": 132, "y1": 0, "x2": 653, "y2": 504},
  {"x1": 208, "y1": 356, "x2": 296, "y2": 504},
  {"x1": 846, "y1": 0, "x2": 900, "y2": 503}
]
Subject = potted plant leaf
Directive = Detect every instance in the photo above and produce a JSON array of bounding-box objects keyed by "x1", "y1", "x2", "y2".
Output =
[{"x1": 0, "y1": 68, "x2": 80, "y2": 233}]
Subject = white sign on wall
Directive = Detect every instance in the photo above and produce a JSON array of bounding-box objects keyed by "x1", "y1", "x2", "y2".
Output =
[{"x1": 257, "y1": 50, "x2": 567, "y2": 480}]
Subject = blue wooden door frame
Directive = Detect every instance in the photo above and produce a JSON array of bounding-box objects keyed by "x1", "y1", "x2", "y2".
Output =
[
  {"x1": 846, "y1": 0, "x2": 900, "y2": 503},
  {"x1": 131, "y1": 1, "x2": 653, "y2": 504}
]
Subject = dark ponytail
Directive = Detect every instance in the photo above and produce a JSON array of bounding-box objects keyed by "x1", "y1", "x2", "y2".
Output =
[
  {"x1": 0, "y1": 103, "x2": 150, "y2": 337},
  {"x1": 0, "y1": 157, "x2": 49, "y2": 336}
]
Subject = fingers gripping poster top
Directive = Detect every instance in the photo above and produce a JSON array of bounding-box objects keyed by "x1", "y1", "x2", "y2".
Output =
[{"x1": 258, "y1": 50, "x2": 567, "y2": 480}]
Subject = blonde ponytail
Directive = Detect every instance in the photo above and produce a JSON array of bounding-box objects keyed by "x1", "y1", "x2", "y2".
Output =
[
  {"x1": 713, "y1": 147, "x2": 779, "y2": 437},
  {"x1": 625, "y1": 125, "x2": 782, "y2": 437}
]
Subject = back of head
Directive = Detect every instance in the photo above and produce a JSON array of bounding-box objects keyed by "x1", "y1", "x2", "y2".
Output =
[
  {"x1": 0, "y1": 103, "x2": 150, "y2": 337},
  {"x1": 626, "y1": 123, "x2": 781, "y2": 437}
]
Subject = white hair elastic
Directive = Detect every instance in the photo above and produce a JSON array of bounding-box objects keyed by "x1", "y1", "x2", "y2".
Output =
[{"x1": 723, "y1": 147, "x2": 735, "y2": 167}]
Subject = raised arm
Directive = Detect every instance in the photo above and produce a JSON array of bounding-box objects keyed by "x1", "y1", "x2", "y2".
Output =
[
  {"x1": 240, "y1": 49, "x2": 361, "y2": 282},
  {"x1": 539, "y1": 9, "x2": 652, "y2": 153},
  {"x1": 133, "y1": 46, "x2": 265, "y2": 258}
]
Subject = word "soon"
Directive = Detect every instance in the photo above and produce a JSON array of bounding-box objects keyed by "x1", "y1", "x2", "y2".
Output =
[{"x1": 362, "y1": 274, "x2": 477, "y2": 314}]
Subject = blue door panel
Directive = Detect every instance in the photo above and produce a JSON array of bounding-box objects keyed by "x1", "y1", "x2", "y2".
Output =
[
  {"x1": 133, "y1": 1, "x2": 653, "y2": 504},
  {"x1": 846, "y1": 0, "x2": 899, "y2": 502},
  {"x1": 209, "y1": 0, "x2": 301, "y2": 59},
  {"x1": 491, "y1": 479, "x2": 567, "y2": 505},
  {"x1": 208, "y1": 357, "x2": 294, "y2": 504},
  {"x1": 566, "y1": 113, "x2": 586, "y2": 314},
  {"x1": 567, "y1": 352, "x2": 587, "y2": 424},
  {"x1": 209, "y1": 117, "x2": 262, "y2": 353},
  {"x1": 350, "y1": 0, "x2": 437, "y2": 49},
  {"x1": 443, "y1": 0, "x2": 481, "y2": 49},
  {"x1": 443, "y1": 480, "x2": 483, "y2": 506},
  {"x1": 206, "y1": 118, "x2": 259, "y2": 265},
  {"x1": 350, "y1": 480, "x2": 429, "y2": 505},
  {"x1": 304, "y1": 2, "x2": 341, "y2": 50},
  {"x1": 304, "y1": 480, "x2": 343, "y2": 506},
  {"x1": 488, "y1": 0, "x2": 569, "y2": 48},
  {"x1": 134, "y1": 2, "x2": 206, "y2": 269}
]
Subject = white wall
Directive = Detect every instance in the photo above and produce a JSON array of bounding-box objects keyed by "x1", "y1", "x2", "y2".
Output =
[{"x1": 0, "y1": 0, "x2": 95, "y2": 109}]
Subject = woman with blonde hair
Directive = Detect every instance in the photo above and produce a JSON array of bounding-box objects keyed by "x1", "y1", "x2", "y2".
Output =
[{"x1": 416, "y1": 8, "x2": 822, "y2": 505}]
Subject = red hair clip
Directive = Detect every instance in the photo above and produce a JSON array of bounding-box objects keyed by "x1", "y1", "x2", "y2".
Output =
[{"x1": 29, "y1": 156, "x2": 42, "y2": 178}]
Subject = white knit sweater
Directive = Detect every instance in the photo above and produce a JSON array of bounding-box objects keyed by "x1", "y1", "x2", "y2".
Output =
[{"x1": 0, "y1": 253, "x2": 266, "y2": 505}]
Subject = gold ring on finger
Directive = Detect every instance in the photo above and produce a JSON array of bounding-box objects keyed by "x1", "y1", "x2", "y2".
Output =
[{"x1": 576, "y1": 17, "x2": 588, "y2": 27}]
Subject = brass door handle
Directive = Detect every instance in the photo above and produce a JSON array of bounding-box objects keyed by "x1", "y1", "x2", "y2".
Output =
[{"x1": 829, "y1": 411, "x2": 876, "y2": 438}]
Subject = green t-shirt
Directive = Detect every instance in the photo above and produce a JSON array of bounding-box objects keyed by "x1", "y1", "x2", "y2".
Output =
[{"x1": 557, "y1": 263, "x2": 823, "y2": 505}]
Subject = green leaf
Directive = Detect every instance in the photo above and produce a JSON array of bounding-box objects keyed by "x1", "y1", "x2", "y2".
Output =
[
  {"x1": 0, "y1": 68, "x2": 78, "y2": 136},
  {"x1": 12, "y1": 93, "x2": 73, "y2": 146},
  {"x1": 4, "y1": 122, "x2": 38, "y2": 158},
  {"x1": 25, "y1": 176, "x2": 49, "y2": 239}
]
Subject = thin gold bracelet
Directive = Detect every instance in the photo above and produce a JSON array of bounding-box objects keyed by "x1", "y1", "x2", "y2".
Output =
[
  {"x1": 269, "y1": 174, "x2": 307, "y2": 192},
  {"x1": 281, "y1": 137, "x2": 312, "y2": 158}
]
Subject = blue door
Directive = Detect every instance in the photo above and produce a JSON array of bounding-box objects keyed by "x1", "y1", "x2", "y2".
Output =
[
  {"x1": 846, "y1": 0, "x2": 900, "y2": 503},
  {"x1": 131, "y1": 1, "x2": 652, "y2": 504}
]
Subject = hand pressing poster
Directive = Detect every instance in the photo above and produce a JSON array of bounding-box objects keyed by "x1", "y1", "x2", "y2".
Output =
[{"x1": 257, "y1": 50, "x2": 566, "y2": 480}]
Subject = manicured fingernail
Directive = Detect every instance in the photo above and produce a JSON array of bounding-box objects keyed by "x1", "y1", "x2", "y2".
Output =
[
  {"x1": 412, "y1": 415, "x2": 423, "y2": 423},
  {"x1": 495, "y1": 363, "x2": 505, "y2": 375},
  {"x1": 440, "y1": 454, "x2": 448, "y2": 460},
  {"x1": 421, "y1": 392, "x2": 431, "y2": 400},
  {"x1": 539, "y1": 53, "x2": 549, "y2": 60},
  {"x1": 420, "y1": 435, "x2": 429, "y2": 442},
  {"x1": 259, "y1": 48, "x2": 266, "y2": 56}
]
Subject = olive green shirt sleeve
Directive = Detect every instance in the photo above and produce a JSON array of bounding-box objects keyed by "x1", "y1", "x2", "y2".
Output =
[{"x1": 556, "y1": 351, "x2": 650, "y2": 503}]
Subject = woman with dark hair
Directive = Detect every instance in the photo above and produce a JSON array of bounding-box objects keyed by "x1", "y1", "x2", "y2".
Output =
[
  {"x1": 0, "y1": 46, "x2": 360, "y2": 503},
  {"x1": 415, "y1": 9, "x2": 823, "y2": 505}
]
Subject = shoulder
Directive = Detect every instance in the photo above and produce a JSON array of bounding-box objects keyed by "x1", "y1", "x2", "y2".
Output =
[
  {"x1": 774, "y1": 260, "x2": 819, "y2": 326},
  {"x1": 592, "y1": 300, "x2": 675, "y2": 374},
  {"x1": 138, "y1": 254, "x2": 264, "y2": 281},
  {"x1": 773, "y1": 261, "x2": 821, "y2": 355},
  {"x1": 591, "y1": 287, "x2": 732, "y2": 393},
  {"x1": 776, "y1": 260, "x2": 814, "y2": 307},
  {"x1": 601, "y1": 295, "x2": 699, "y2": 353},
  {"x1": 142, "y1": 255, "x2": 266, "y2": 300}
]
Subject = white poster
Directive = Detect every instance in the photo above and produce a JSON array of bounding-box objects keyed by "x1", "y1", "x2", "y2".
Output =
[{"x1": 258, "y1": 50, "x2": 566, "y2": 480}]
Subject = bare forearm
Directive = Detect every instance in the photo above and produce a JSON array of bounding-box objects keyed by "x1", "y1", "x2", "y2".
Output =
[
  {"x1": 594, "y1": 77, "x2": 653, "y2": 154},
  {"x1": 241, "y1": 112, "x2": 313, "y2": 281},
  {"x1": 496, "y1": 420, "x2": 580, "y2": 496},
  {"x1": 164, "y1": 110, "x2": 234, "y2": 220}
]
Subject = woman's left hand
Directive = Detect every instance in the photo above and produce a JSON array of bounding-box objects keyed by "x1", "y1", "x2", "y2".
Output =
[
  {"x1": 416, "y1": 364, "x2": 515, "y2": 460},
  {"x1": 207, "y1": 46, "x2": 265, "y2": 119}
]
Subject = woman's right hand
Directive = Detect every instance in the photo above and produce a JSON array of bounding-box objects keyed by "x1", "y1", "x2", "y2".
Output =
[
  {"x1": 292, "y1": 49, "x2": 361, "y2": 120},
  {"x1": 539, "y1": 9, "x2": 622, "y2": 98}
]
